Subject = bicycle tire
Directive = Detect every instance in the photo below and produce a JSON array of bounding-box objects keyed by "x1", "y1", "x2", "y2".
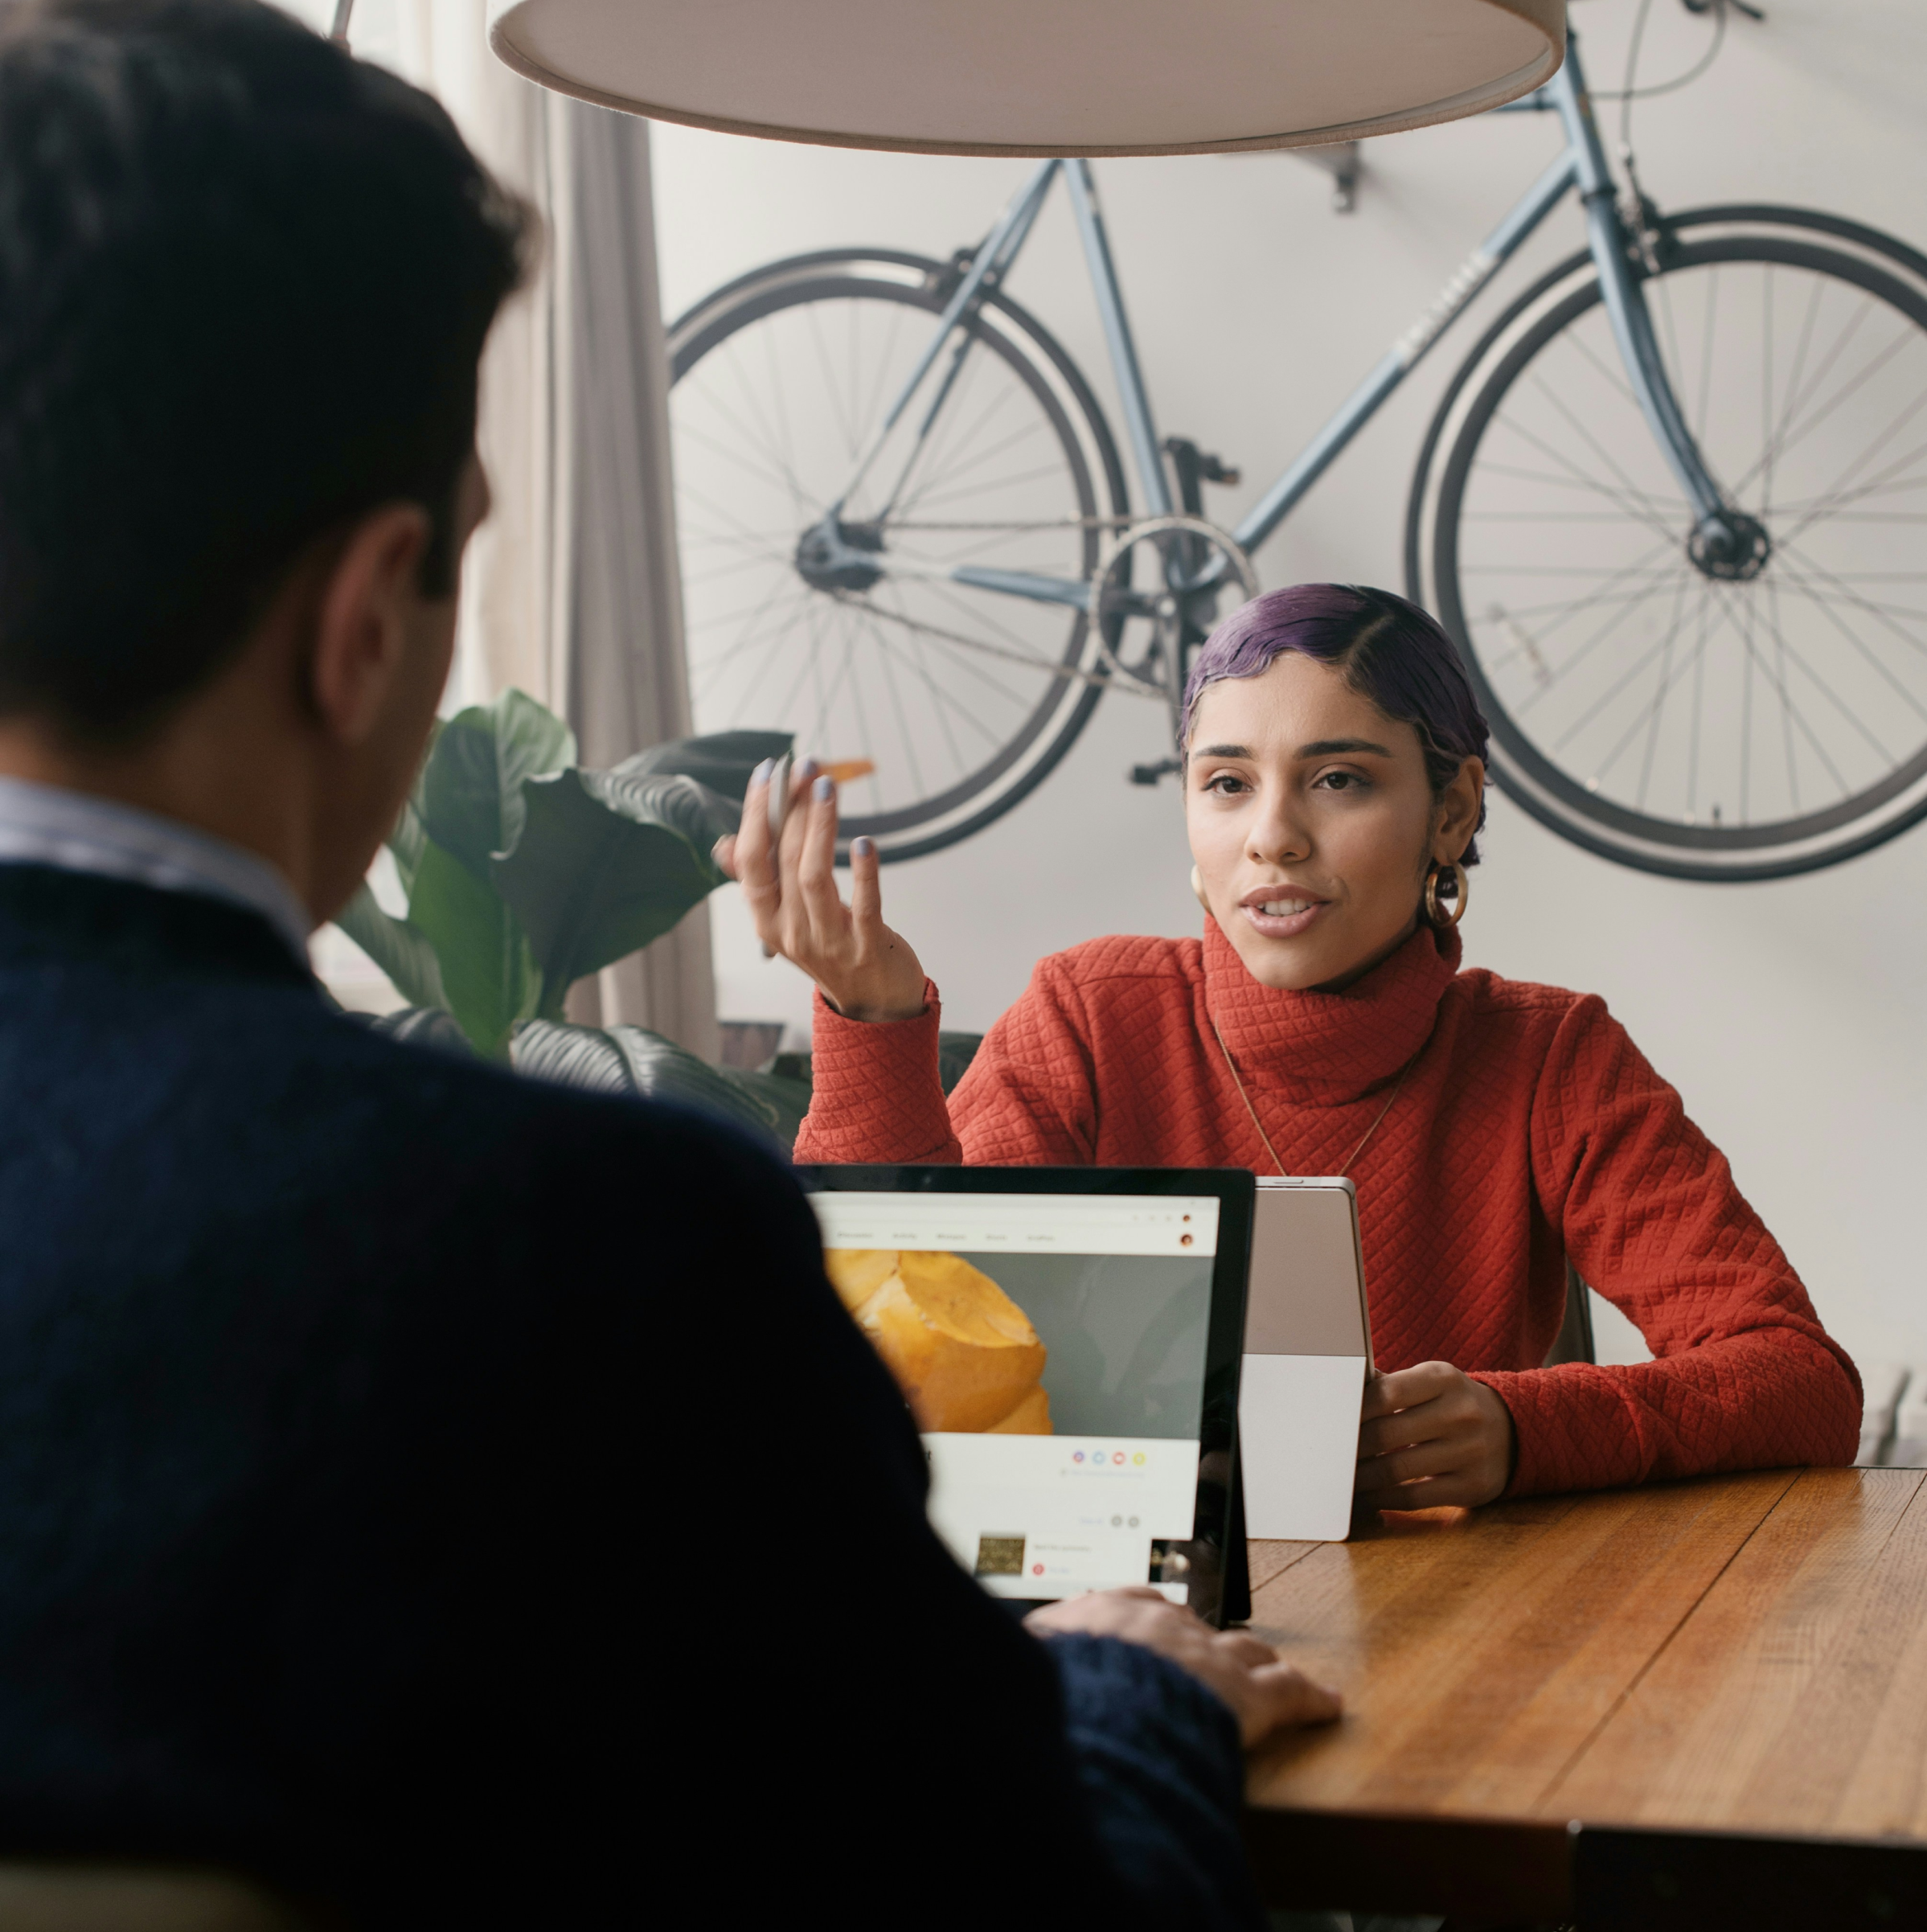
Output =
[
  {"x1": 1407, "y1": 204, "x2": 1927, "y2": 597},
  {"x1": 1411, "y1": 210, "x2": 1927, "y2": 880},
  {"x1": 667, "y1": 250, "x2": 1128, "y2": 863}
]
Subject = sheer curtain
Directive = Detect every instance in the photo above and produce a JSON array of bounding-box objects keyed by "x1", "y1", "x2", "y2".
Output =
[
  {"x1": 551, "y1": 105, "x2": 719, "y2": 1058},
  {"x1": 300, "y1": 0, "x2": 718, "y2": 1055}
]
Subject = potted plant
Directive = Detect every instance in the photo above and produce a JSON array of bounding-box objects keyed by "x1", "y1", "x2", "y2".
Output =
[{"x1": 338, "y1": 688, "x2": 982, "y2": 1150}]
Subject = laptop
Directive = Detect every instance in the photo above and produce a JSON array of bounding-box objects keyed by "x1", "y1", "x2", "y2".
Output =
[
  {"x1": 1239, "y1": 1176, "x2": 1372, "y2": 1542},
  {"x1": 799, "y1": 1166, "x2": 1255, "y2": 1626}
]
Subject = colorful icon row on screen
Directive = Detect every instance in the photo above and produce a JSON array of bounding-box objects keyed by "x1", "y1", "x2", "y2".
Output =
[{"x1": 1070, "y1": 1450, "x2": 1147, "y2": 1466}]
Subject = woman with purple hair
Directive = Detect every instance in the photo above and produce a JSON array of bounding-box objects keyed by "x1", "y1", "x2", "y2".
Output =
[{"x1": 721, "y1": 584, "x2": 1858, "y2": 1507}]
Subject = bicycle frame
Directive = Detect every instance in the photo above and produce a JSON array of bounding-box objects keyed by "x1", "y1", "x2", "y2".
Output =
[{"x1": 816, "y1": 24, "x2": 1733, "y2": 621}]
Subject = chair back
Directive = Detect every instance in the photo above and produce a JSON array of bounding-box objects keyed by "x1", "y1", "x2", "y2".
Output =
[{"x1": 1543, "y1": 1258, "x2": 1597, "y2": 1367}]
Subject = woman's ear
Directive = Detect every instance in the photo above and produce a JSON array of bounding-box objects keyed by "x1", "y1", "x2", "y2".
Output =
[{"x1": 1432, "y1": 755, "x2": 1486, "y2": 863}]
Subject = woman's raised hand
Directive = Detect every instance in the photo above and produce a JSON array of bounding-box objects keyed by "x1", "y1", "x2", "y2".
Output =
[{"x1": 713, "y1": 758, "x2": 929, "y2": 1023}]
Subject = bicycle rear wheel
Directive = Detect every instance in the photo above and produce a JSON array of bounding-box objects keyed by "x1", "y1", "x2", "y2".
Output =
[
  {"x1": 1412, "y1": 207, "x2": 1927, "y2": 880},
  {"x1": 668, "y1": 250, "x2": 1126, "y2": 862}
]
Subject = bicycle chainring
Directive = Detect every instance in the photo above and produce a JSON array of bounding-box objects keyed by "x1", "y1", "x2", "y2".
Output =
[{"x1": 1091, "y1": 515, "x2": 1261, "y2": 716}]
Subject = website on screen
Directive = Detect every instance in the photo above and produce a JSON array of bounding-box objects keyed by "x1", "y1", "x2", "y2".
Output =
[{"x1": 810, "y1": 1192, "x2": 1218, "y2": 1602}]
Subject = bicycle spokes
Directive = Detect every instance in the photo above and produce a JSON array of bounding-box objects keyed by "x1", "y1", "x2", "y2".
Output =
[
  {"x1": 669, "y1": 258, "x2": 1121, "y2": 859},
  {"x1": 1438, "y1": 240, "x2": 1927, "y2": 855}
]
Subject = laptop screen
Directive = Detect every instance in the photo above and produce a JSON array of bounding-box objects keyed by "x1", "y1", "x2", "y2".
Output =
[{"x1": 808, "y1": 1184, "x2": 1224, "y2": 1606}]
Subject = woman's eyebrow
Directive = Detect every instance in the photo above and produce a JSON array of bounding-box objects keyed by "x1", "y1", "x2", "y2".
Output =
[
  {"x1": 1297, "y1": 737, "x2": 1393, "y2": 757},
  {"x1": 1191, "y1": 737, "x2": 1396, "y2": 760}
]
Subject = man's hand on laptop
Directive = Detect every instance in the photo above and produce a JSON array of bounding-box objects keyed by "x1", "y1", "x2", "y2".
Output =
[
  {"x1": 1025, "y1": 1589, "x2": 1341, "y2": 1745},
  {"x1": 1355, "y1": 1360, "x2": 1516, "y2": 1509}
]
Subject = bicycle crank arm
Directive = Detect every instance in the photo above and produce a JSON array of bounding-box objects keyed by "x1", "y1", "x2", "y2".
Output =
[
  {"x1": 799, "y1": 534, "x2": 1094, "y2": 613},
  {"x1": 794, "y1": 523, "x2": 1093, "y2": 608}
]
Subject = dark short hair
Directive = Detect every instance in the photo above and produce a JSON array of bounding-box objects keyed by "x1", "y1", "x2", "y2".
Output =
[
  {"x1": 1181, "y1": 582, "x2": 1490, "y2": 864},
  {"x1": 0, "y1": 0, "x2": 531, "y2": 740}
]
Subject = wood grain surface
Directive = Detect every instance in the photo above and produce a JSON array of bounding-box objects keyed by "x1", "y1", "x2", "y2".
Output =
[
  {"x1": 1239, "y1": 1467, "x2": 1927, "y2": 1916},
  {"x1": 1552, "y1": 1467, "x2": 1927, "y2": 1837}
]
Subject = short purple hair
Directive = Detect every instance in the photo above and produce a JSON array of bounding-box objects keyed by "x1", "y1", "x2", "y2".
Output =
[{"x1": 1180, "y1": 582, "x2": 1490, "y2": 864}]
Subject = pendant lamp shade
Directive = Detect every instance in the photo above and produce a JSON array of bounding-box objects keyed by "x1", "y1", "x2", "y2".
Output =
[{"x1": 489, "y1": 0, "x2": 1564, "y2": 158}]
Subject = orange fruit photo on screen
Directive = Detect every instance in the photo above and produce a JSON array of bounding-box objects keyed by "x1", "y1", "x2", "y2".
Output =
[{"x1": 824, "y1": 1249, "x2": 1051, "y2": 1434}]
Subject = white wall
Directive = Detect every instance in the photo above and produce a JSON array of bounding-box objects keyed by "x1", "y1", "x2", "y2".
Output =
[{"x1": 652, "y1": 0, "x2": 1927, "y2": 1376}]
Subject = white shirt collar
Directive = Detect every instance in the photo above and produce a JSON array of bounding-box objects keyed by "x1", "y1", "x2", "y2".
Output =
[{"x1": 0, "y1": 777, "x2": 313, "y2": 965}]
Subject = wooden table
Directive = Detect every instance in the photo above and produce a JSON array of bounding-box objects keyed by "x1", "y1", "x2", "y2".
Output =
[{"x1": 1240, "y1": 1467, "x2": 1927, "y2": 1926}]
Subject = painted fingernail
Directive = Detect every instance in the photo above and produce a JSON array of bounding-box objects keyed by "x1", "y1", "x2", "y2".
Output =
[
  {"x1": 852, "y1": 835, "x2": 875, "y2": 857},
  {"x1": 797, "y1": 756, "x2": 820, "y2": 781},
  {"x1": 813, "y1": 775, "x2": 834, "y2": 802},
  {"x1": 749, "y1": 758, "x2": 773, "y2": 787}
]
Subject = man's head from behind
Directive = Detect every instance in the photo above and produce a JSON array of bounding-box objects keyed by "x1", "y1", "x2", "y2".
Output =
[{"x1": 0, "y1": 0, "x2": 529, "y2": 916}]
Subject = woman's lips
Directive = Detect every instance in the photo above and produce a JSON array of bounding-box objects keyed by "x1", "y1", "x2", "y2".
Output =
[{"x1": 1239, "y1": 892, "x2": 1331, "y2": 940}]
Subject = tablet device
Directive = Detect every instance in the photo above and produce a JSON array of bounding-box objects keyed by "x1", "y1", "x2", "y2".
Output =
[
  {"x1": 1238, "y1": 1176, "x2": 1372, "y2": 1543},
  {"x1": 799, "y1": 1165, "x2": 1254, "y2": 1626}
]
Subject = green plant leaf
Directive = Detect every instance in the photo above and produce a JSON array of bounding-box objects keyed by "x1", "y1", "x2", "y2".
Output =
[
  {"x1": 506, "y1": 1018, "x2": 635, "y2": 1097},
  {"x1": 601, "y1": 1024, "x2": 781, "y2": 1142},
  {"x1": 766, "y1": 1032, "x2": 981, "y2": 1105},
  {"x1": 408, "y1": 837, "x2": 540, "y2": 1059},
  {"x1": 366, "y1": 1005, "x2": 474, "y2": 1059},
  {"x1": 510, "y1": 1019, "x2": 787, "y2": 1147},
  {"x1": 334, "y1": 884, "x2": 448, "y2": 1011},
  {"x1": 386, "y1": 719, "x2": 441, "y2": 896},
  {"x1": 491, "y1": 768, "x2": 737, "y2": 1003},
  {"x1": 718, "y1": 1066, "x2": 812, "y2": 1152},
  {"x1": 389, "y1": 797, "x2": 429, "y2": 896},
  {"x1": 421, "y1": 688, "x2": 576, "y2": 883},
  {"x1": 621, "y1": 730, "x2": 793, "y2": 803}
]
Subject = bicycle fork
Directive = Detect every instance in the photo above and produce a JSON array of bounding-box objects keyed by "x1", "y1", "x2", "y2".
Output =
[
  {"x1": 1553, "y1": 36, "x2": 1766, "y2": 577},
  {"x1": 1224, "y1": 30, "x2": 1749, "y2": 574}
]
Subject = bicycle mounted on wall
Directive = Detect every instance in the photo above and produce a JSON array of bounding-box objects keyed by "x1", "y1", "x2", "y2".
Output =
[{"x1": 669, "y1": 6, "x2": 1927, "y2": 880}]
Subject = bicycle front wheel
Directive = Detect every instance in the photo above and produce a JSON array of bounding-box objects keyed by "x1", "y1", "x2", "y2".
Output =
[
  {"x1": 668, "y1": 250, "x2": 1126, "y2": 862},
  {"x1": 1414, "y1": 209, "x2": 1927, "y2": 880}
]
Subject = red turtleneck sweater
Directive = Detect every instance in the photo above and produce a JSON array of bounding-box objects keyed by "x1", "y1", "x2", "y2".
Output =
[{"x1": 794, "y1": 921, "x2": 1859, "y2": 1497}]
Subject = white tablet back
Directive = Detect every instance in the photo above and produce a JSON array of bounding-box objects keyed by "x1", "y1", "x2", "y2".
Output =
[{"x1": 1238, "y1": 1178, "x2": 1371, "y2": 1542}]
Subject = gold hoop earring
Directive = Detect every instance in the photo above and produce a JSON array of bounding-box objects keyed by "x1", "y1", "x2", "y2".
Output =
[
  {"x1": 1191, "y1": 863, "x2": 1210, "y2": 913},
  {"x1": 1424, "y1": 860, "x2": 1470, "y2": 929}
]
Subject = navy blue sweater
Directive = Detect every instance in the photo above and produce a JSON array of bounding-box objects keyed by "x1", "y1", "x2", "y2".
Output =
[{"x1": 0, "y1": 865, "x2": 1257, "y2": 1927}]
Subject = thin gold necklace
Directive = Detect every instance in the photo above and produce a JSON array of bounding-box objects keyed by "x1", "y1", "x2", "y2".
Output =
[{"x1": 1207, "y1": 1012, "x2": 1415, "y2": 1179}]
